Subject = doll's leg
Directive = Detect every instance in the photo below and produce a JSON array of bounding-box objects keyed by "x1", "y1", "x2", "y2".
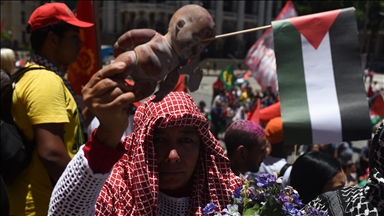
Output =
[{"x1": 152, "y1": 68, "x2": 180, "y2": 102}]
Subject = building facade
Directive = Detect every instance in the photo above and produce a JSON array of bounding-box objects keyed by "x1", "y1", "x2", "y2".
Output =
[{"x1": 97, "y1": 0, "x2": 283, "y2": 59}]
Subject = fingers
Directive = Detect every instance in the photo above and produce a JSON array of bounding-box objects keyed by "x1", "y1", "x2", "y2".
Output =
[{"x1": 84, "y1": 62, "x2": 127, "y2": 90}]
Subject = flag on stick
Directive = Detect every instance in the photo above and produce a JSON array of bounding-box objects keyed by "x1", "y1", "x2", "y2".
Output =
[
  {"x1": 67, "y1": 0, "x2": 100, "y2": 95},
  {"x1": 219, "y1": 63, "x2": 235, "y2": 90},
  {"x1": 272, "y1": 8, "x2": 371, "y2": 145},
  {"x1": 245, "y1": 0, "x2": 297, "y2": 94},
  {"x1": 370, "y1": 92, "x2": 384, "y2": 117},
  {"x1": 247, "y1": 98, "x2": 260, "y2": 124}
]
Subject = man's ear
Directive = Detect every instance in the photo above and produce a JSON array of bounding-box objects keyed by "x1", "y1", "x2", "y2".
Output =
[
  {"x1": 234, "y1": 145, "x2": 247, "y2": 164},
  {"x1": 47, "y1": 31, "x2": 59, "y2": 47}
]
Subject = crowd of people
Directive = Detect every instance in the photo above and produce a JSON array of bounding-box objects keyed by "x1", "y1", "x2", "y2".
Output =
[
  {"x1": 1, "y1": 2, "x2": 383, "y2": 216},
  {"x1": 207, "y1": 77, "x2": 279, "y2": 140}
]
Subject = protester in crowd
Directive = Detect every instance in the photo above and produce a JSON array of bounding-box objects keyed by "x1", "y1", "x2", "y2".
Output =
[
  {"x1": 307, "y1": 120, "x2": 384, "y2": 215},
  {"x1": 257, "y1": 117, "x2": 294, "y2": 188},
  {"x1": 0, "y1": 48, "x2": 16, "y2": 76},
  {"x1": 341, "y1": 160, "x2": 358, "y2": 187},
  {"x1": 358, "y1": 139, "x2": 371, "y2": 181},
  {"x1": 333, "y1": 141, "x2": 354, "y2": 165},
  {"x1": 211, "y1": 76, "x2": 224, "y2": 106},
  {"x1": 261, "y1": 85, "x2": 277, "y2": 108},
  {"x1": 290, "y1": 151, "x2": 346, "y2": 204},
  {"x1": 49, "y1": 74, "x2": 241, "y2": 215},
  {"x1": 0, "y1": 69, "x2": 11, "y2": 87},
  {"x1": 210, "y1": 99, "x2": 225, "y2": 139},
  {"x1": 5, "y1": 3, "x2": 93, "y2": 215},
  {"x1": 224, "y1": 120, "x2": 268, "y2": 178},
  {"x1": 198, "y1": 100, "x2": 209, "y2": 119}
]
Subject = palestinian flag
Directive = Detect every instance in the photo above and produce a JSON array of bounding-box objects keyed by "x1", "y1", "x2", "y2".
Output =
[{"x1": 272, "y1": 8, "x2": 371, "y2": 145}]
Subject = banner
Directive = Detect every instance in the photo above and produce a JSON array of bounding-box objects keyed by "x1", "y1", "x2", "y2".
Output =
[
  {"x1": 219, "y1": 63, "x2": 235, "y2": 90},
  {"x1": 245, "y1": 0, "x2": 297, "y2": 94},
  {"x1": 273, "y1": 8, "x2": 371, "y2": 145},
  {"x1": 67, "y1": 0, "x2": 99, "y2": 95}
]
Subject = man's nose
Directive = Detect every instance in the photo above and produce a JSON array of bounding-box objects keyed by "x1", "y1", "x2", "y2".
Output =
[{"x1": 165, "y1": 149, "x2": 181, "y2": 163}]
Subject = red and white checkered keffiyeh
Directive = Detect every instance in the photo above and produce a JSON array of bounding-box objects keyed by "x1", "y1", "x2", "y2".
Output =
[{"x1": 96, "y1": 91, "x2": 241, "y2": 215}]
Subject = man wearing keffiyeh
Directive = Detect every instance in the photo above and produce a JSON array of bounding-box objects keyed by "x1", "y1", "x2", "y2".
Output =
[{"x1": 48, "y1": 58, "x2": 241, "y2": 215}]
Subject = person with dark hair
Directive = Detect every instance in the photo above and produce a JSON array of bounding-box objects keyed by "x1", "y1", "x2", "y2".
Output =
[
  {"x1": 290, "y1": 151, "x2": 346, "y2": 204},
  {"x1": 5, "y1": 3, "x2": 93, "y2": 215},
  {"x1": 306, "y1": 120, "x2": 384, "y2": 215},
  {"x1": 341, "y1": 160, "x2": 358, "y2": 187},
  {"x1": 224, "y1": 120, "x2": 268, "y2": 176}
]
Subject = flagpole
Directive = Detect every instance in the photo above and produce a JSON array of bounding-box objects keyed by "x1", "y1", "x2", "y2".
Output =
[
  {"x1": 202, "y1": 25, "x2": 272, "y2": 42},
  {"x1": 93, "y1": 0, "x2": 102, "y2": 69}
]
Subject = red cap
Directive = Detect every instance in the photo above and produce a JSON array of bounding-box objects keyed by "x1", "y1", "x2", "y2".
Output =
[
  {"x1": 28, "y1": 2, "x2": 93, "y2": 32},
  {"x1": 125, "y1": 79, "x2": 141, "y2": 108}
]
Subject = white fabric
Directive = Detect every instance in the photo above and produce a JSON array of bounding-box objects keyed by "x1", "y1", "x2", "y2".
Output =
[
  {"x1": 157, "y1": 192, "x2": 189, "y2": 216},
  {"x1": 48, "y1": 147, "x2": 192, "y2": 215},
  {"x1": 232, "y1": 105, "x2": 245, "y2": 122},
  {"x1": 87, "y1": 115, "x2": 134, "y2": 140},
  {"x1": 257, "y1": 155, "x2": 291, "y2": 188},
  {"x1": 48, "y1": 147, "x2": 110, "y2": 216}
]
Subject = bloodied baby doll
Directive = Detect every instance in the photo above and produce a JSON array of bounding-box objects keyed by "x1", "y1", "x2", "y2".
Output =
[{"x1": 113, "y1": 4, "x2": 216, "y2": 101}]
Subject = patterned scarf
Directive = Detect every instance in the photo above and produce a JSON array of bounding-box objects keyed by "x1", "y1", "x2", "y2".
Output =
[
  {"x1": 29, "y1": 54, "x2": 86, "y2": 134},
  {"x1": 307, "y1": 121, "x2": 384, "y2": 216},
  {"x1": 95, "y1": 91, "x2": 241, "y2": 215}
]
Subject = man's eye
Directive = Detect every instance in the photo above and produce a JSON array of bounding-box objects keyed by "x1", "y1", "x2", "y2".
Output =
[
  {"x1": 153, "y1": 137, "x2": 165, "y2": 143},
  {"x1": 180, "y1": 137, "x2": 194, "y2": 143}
]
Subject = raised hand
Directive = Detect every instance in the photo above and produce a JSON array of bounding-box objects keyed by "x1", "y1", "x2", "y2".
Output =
[{"x1": 82, "y1": 62, "x2": 136, "y2": 148}]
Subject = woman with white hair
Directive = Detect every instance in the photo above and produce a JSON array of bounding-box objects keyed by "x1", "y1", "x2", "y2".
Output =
[{"x1": 0, "y1": 48, "x2": 16, "y2": 75}]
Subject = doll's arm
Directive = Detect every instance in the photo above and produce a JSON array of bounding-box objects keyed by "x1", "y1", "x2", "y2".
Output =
[{"x1": 114, "y1": 29, "x2": 157, "y2": 57}]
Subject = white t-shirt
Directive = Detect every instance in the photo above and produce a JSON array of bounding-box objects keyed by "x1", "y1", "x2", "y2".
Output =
[
  {"x1": 87, "y1": 115, "x2": 134, "y2": 141},
  {"x1": 257, "y1": 155, "x2": 292, "y2": 188}
]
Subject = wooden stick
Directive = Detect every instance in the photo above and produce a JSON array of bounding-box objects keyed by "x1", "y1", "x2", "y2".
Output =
[{"x1": 202, "y1": 25, "x2": 272, "y2": 42}]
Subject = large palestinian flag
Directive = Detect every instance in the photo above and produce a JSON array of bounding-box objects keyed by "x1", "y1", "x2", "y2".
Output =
[{"x1": 272, "y1": 8, "x2": 371, "y2": 145}]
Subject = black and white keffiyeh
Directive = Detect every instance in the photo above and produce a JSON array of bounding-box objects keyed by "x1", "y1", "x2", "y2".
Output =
[{"x1": 306, "y1": 121, "x2": 384, "y2": 216}]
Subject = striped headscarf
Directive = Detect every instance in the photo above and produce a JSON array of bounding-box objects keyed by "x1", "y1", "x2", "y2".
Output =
[{"x1": 96, "y1": 91, "x2": 241, "y2": 215}]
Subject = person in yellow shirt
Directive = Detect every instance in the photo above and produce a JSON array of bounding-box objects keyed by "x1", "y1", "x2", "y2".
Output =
[{"x1": 5, "y1": 3, "x2": 93, "y2": 215}]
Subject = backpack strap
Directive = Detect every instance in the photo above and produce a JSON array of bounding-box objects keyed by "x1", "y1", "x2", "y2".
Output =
[
  {"x1": 0, "y1": 66, "x2": 44, "y2": 124},
  {"x1": 278, "y1": 163, "x2": 291, "y2": 177}
]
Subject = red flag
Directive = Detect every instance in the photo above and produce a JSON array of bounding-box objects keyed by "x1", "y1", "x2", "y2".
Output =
[
  {"x1": 0, "y1": 18, "x2": 4, "y2": 35},
  {"x1": 367, "y1": 84, "x2": 374, "y2": 97},
  {"x1": 259, "y1": 102, "x2": 281, "y2": 123},
  {"x1": 370, "y1": 92, "x2": 384, "y2": 116},
  {"x1": 67, "y1": 0, "x2": 99, "y2": 95},
  {"x1": 247, "y1": 98, "x2": 260, "y2": 124},
  {"x1": 245, "y1": 0, "x2": 297, "y2": 94},
  {"x1": 172, "y1": 74, "x2": 187, "y2": 92}
]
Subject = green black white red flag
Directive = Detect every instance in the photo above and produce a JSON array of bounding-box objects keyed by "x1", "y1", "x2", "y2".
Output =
[{"x1": 272, "y1": 8, "x2": 371, "y2": 145}]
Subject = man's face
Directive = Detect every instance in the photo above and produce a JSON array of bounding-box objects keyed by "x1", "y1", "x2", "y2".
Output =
[
  {"x1": 56, "y1": 25, "x2": 82, "y2": 65},
  {"x1": 154, "y1": 126, "x2": 200, "y2": 191},
  {"x1": 245, "y1": 136, "x2": 268, "y2": 173}
]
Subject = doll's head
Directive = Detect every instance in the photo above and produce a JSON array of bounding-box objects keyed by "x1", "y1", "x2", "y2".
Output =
[{"x1": 168, "y1": 4, "x2": 216, "y2": 62}]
